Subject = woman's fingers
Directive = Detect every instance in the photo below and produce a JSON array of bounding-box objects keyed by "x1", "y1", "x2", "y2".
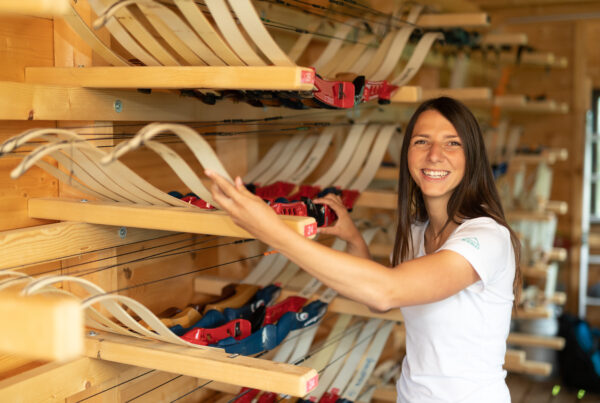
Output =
[
  {"x1": 314, "y1": 194, "x2": 347, "y2": 217},
  {"x1": 205, "y1": 170, "x2": 242, "y2": 202}
]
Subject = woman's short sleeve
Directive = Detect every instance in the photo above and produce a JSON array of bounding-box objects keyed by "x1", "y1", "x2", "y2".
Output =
[{"x1": 439, "y1": 217, "x2": 511, "y2": 288}]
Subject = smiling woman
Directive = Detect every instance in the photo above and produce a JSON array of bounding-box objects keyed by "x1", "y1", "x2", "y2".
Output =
[{"x1": 206, "y1": 96, "x2": 522, "y2": 403}]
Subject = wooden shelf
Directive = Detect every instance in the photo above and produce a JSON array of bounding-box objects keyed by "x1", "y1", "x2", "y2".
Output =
[
  {"x1": 27, "y1": 198, "x2": 317, "y2": 239},
  {"x1": 0, "y1": 222, "x2": 172, "y2": 271},
  {"x1": 416, "y1": 13, "x2": 489, "y2": 28},
  {"x1": 355, "y1": 190, "x2": 397, "y2": 210},
  {"x1": 504, "y1": 349, "x2": 552, "y2": 376},
  {"x1": 390, "y1": 86, "x2": 422, "y2": 104},
  {"x1": 512, "y1": 148, "x2": 568, "y2": 165},
  {"x1": 481, "y1": 33, "x2": 528, "y2": 47},
  {"x1": 0, "y1": 358, "x2": 130, "y2": 402},
  {"x1": 507, "y1": 210, "x2": 555, "y2": 222},
  {"x1": 421, "y1": 87, "x2": 493, "y2": 102},
  {"x1": 84, "y1": 330, "x2": 318, "y2": 397},
  {"x1": 0, "y1": 0, "x2": 69, "y2": 16},
  {"x1": 194, "y1": 276, "x2": 404, "y2": 322},
  {"x1": 523, "y1": 264, "x2": 551, "y2": 279},
  {"x1": 492, "y1": 96, "x2": 569, "y2": 113},
  {"x1": 497, "y1": 51, "x2": 568, "y2": 68},
  {"x1": 514, "y1": 305, "x2": 553, "y2": 319},
  {"x1": 507, "y1": 332, "x2": 565, "y2": 350},
  {"x1": 25, "y1": 66, "x2": 315, "y2": 91},
  {"x1": 0, "y1": 291, "x2": 83, "y2": 362}
]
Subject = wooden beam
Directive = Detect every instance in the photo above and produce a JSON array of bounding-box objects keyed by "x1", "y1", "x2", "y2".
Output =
[
  {"x1": 84, "y1": 330, "x2": 318, "y2": 397},
  {"x1": 545, "y1": 200, "x2": 568, "y2": 215},
  {"x1": 481, "y1": 33, "x2": 528, "y2": 46},
  {"x1": 0, "y1": 358, "x2": 131, "y2": 402},
  {"x1": 416, "y1": 13, "x2": 489, "y2": 28},
  {"x1": 507, "y1": 210, "x2": 555, "y2": 221},
  {"x1": 0, "y1": 221, "x2": 173, "y2": 271},
  {"x1": 28, "y1": 198, "x2": 317, "y2": 239},
  {"x1": 0, "y1": 291, "x2": 83, "y2": 361},
  {"x1": 194, "y1": 276, "x2": 404, "y2": 322},
  {"x1": 374, "y1": 166, "x2": 398, "y2": 181},
  {"x1": 372, "y1": 385, "x2": 397, "y2": 402},
  {"x1": 494, "y1": 95, "x2": 527, "y2": 108},
  {"x1": 25, "y1": 66, "x2": 315, "y2": 91},
  {"x1": 523, "y1": 264, "x2": 550, "y2": 279},
  {"x1": 505, "y1": 356, "x2": 552, "y2": 376},
  {"x1": 546, "y1": 248, "x2": 567, "y2": 262},
  {"x1": 369, "y1": 242, "x2": 393, "y2": 259},
  {"x1": 514, "y1": 306, "x2": 552, "y2": 319},
  {"x1": 355, "y1": 190, "x2": 397, "y2": 209},
  {"x1": 512, "y1": 148, "x2": 568, "y2": 165},
  {"x1": 0, "y1": 81, "x2": 408, "y2": 122},
  {"x1": 390, "y1": 86, "x2": 422, "y2": 103},
  {"x1": 0, "y1": 0, "x2": 69, "y2": 16},
  {"x1": 507, "y1": 332, "x2": 565, "y2": 350},
  {"x1": 421, "y1": 87, "x2": 492, "y2": 102}
]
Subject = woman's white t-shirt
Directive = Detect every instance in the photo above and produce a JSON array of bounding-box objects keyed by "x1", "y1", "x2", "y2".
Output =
[{"x1": 397, "y1": 217, "x2": 515, "y2": 403}]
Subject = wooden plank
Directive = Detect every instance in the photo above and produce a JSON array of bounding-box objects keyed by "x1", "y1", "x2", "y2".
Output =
[
  {"x1": 28, "y1": 198, "x2": 317, "y2": 239},
  {"x1": 0, "y1": 357, "x2": 131, "y2": 402},
  {"x1": 372, "y1": 384, "x2": 397, "y2": 401},
  {"x1": 194, "y1": 276, "x2": 404, "y2": 321},
  {"x1": 25, "y1": 66, "x2": 315, "y2": 91},
  {"x1": 416, "y1": 13, "x2": 489, "y2": 28},
  {"x1": 504, "y1": 349, "x2": 525, "y2": 367},
  {"x1": 545, "y1": 200, "x2": 568, "y2": 215},
  {"x1": 514, "y1": 306, "x2": 552, "y2": 319},
  {"x1": 422, "y1": 87, "x2": 493, "y2": 102},
  {"x1": 355, "y1": 190, "x2": 397, "y2": 210},
  {"x1": 507, "y1": 332, "x2": 565, "y2": 350},
  {"x1": 369, "y1": 242, "x2": 393, "y2": 259},
  {"x1": 481, "y1": 33, "x2": 528, "y2": 46},
  {"x1": 523, "y1": 264, "x2": 550, "y2": 279},
  {"x1": 0, "y1": 81, "x2": 404, "y2": 122},
  {"x1": 0, "y1": 1, "x2": 69, "y2": 17},
  {"x1": 512, "y1": 148, "x2": 568, "y2": 165},
  {"x1": 547, "y1": 247, "x2": 567, "y2": 262},
  {"x1": 390, "y1": 86, "x2": 422, "y2": 103},
  {"x1": 0, "y1": 221, "x2": 173, "y2": 271},
  {"x1": 0, "y1": 291, "x2": 83, "y2": 361},
  {"x1": 494, "y1": 94, "x2": 527, "y2": 108},
  {"x1": 505, "y1": 358, "x2": 552, "y2": 377},
  {"x1": 507, "y1": 210, "x2": 555, "y2": 221},
  {"x1": 84, "y1": 330, "x2": 318, "y2": 397},
  {"x1": 374, "y1": 166, "x2": 398, "y2": 181}
]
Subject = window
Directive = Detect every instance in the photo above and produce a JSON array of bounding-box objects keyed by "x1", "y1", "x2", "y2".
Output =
[{"x1": 590, "y1": 89, "x2": 600, "y2": 221}]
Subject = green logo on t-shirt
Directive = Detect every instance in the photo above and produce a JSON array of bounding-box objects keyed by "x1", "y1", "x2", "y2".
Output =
[{"x1": 461, "y1": 237, "x2": 480, "y2": 249}]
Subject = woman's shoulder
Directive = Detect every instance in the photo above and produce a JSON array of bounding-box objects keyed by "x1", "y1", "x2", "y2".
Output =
[{"x1": 455, "y1": 216, "x2": 510, "y2": 240}]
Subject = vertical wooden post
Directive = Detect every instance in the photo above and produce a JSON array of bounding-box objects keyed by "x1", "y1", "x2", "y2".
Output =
[{"x1": 568, "y1": 21, "x2": 591, "y2": 314}]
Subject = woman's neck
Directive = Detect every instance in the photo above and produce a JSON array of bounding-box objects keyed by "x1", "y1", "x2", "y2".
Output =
[{"x1": 424, "y1": 198, "x2": 458, "y2": 253}]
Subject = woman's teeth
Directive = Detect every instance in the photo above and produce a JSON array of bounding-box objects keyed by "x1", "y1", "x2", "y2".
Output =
[{"x1": 423, "y1": 169, "x2": 449, "y2": 178}]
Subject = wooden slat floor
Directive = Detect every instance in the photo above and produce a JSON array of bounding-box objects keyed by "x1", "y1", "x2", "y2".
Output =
[{"x1": 507, "y1": 374, "x2": 600, "y2": 403}]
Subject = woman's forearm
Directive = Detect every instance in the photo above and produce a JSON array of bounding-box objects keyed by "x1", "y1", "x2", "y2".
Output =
[{"x1": 270, "y1": 226, "x2": 394, "y2": 310}]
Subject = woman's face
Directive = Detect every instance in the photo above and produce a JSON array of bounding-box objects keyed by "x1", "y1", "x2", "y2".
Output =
[{"x1": 407, "y1": 109, "x2": 466, "y2": 205}]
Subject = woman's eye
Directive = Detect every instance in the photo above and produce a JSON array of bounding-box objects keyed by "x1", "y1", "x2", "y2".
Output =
[{"x1": 449, "y1": 141, "x2": 462, "y2": 146}]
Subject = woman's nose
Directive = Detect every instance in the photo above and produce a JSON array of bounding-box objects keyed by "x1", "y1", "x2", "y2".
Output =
[{"x1": 427, "y1": 142, "x2": 444, "y2": 162}]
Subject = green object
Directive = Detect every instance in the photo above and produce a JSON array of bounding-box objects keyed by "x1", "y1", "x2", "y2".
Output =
[
  {"x1": 577, "y1": 389, "x2": 586, "y2": 399},
  {"x1": 552, "y1": 385, "x2": 561, "y2": 396}
]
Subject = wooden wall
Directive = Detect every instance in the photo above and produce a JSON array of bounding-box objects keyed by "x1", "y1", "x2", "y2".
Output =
[{"x1": 480, "y1": 3, "x2": 600, "y2": 321}]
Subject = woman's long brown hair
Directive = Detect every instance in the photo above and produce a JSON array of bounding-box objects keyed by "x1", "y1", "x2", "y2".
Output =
[{"x1": 391, "y1": 97, "x2": 522, "y2": 309}]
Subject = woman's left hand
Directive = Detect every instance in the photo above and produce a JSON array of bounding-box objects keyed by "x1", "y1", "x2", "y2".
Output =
[{"x1": 205, "y1": 170, "x2": 288, "y2": 242}]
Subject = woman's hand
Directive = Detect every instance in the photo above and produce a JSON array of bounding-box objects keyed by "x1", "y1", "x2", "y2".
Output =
[
  {"x1": 205, "y1": 170, "x2": 289, "y2": 243},
  {"x1": 313, "y1": 194, "x2": 370, "y2": 259}
]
